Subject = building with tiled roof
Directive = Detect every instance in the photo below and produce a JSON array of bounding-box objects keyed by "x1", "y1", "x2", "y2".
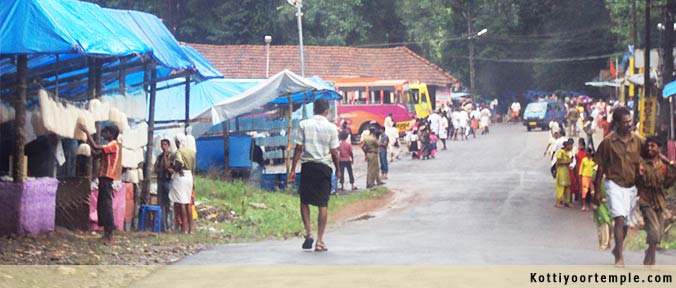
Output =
[{"x1": 187, "y1": 43, "x2": 460, "y2": 88}]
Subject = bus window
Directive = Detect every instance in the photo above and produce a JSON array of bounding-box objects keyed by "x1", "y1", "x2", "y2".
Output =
[
  {"x1": 421, "y1": 92, "x2": 428, "y2": 104},
  {"x1": 341, "y1": 91, "x2": 349, "y2": 104},
  {"x1": 354, "y1": 90, "x2": 366, "y2": 104},
  {"x1": 405, "y1": 91, "x2": 415, "y2": 112},
  {"x1": 383, "y1": 91, "x2": 393, "y2": 104},
  {"x1": 410, "y1": 89, "x2": 420, "y2": 104},
  {"x1": 369, "y1": 90, "x2": 378, "y2": 104}
]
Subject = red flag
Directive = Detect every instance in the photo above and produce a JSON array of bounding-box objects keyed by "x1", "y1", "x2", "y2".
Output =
[{"x1": 609, "y1": 59, "x2": 617, "y2": 77}]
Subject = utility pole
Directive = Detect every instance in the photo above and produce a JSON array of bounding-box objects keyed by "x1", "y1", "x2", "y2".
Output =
[
  {"x1": 633, "y1": 0, "x2": 638, "y2": 46},
  {"x1": 645, "y1": 0, "x2": 651, "y2": 102},
  {"x1": 663, "y1": 0, "x2": 676, "y2": 139},
  {"x1": 467, "y1": 8, "x2": 476, "y2": 104}
]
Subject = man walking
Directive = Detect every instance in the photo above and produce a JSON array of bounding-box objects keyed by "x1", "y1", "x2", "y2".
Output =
[
  {"x1": 362, "y1": 126, "x2": 384, "y2": 188},
  {"x1": 566, "y1": 104, "x2": 580, "y2": 137},
  {"x1": 82, "y1": 125, "x2": 122, "y2": 242},
  {"x1": 154, "y1": 139, "x2": 174, "y2": 232},
  {"x1": 290, "y1": 99, "x2": 340, "y2": 252},
  {"x1": 593, "y1": 107, "x2": 643, "y2": 267}
]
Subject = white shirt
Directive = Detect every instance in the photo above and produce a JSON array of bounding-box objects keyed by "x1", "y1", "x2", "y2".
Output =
[
  {"x1": 470, "y1": 109, "x2": 481, "y2": 120},
  {"x1": 294, "y1": 115, "x2": 339, "y2": 168},
  {"x1": 451, "y1": 111, "x2": 460, "y2": 127},
  {"x1": 511, "y1": 102, "x2": 521, "y2": 112},
  {"x1": 458, "y1": 111, "x2": 469, "y2": 128},
  {"x1": 428, "y1": 113, "x2": 441, "y2": 134},
  {"x1": 384, "y1": 116, "x2": 394, "y2": 128},
  {"x1": 549, "y1": 121, "x2": 560, "y2": 134}
]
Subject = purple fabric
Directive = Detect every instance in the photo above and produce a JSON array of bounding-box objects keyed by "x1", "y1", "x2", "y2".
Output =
[{"x1": 0, "y1": 178, "x2": 58, "y2": 235}]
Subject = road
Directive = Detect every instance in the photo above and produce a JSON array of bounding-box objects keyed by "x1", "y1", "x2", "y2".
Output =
[{"x1": 178, "y1": 124, "x2": 676, "y2": 265}]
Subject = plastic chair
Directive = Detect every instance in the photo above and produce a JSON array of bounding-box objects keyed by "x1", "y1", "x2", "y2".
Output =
[{"x1": 137, "y1": 205, "x2": 162, "y2": 232}]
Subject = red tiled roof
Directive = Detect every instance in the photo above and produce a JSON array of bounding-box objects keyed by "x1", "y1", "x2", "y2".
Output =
[{"x1": 186, "y1": 43, "x2": 459, "y2": 86}]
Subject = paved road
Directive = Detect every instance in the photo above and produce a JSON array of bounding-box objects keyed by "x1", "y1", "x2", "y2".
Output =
[{"x1": 179, "y1": 124, "x2": 676, "y2": 265}]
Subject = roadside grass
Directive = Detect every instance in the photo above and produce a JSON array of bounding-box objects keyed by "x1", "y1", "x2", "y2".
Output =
[
  {"x1": 625, "y1": 225, "x2": 676, "y2": 251},
  {"x1": 193, "y1": 176, "x2": 389, "y2": 242}
]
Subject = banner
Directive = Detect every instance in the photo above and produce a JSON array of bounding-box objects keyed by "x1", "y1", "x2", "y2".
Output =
[{"x1": 639, "y1": 95, "x2": 657, "y2": 137}]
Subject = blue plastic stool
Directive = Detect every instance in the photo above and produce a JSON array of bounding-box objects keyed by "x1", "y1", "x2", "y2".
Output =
[{"x1": 137, "y1": 205, "x2": 162, "y2": 232}]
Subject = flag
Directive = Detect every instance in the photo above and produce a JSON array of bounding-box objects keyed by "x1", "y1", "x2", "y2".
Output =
[{"x1": 610, "y1": 59, "x2": 617, "y2": 77}]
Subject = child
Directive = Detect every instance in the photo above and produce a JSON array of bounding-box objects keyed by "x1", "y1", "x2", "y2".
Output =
[
  {"x1": 337, "y1": 133, "x2": 356, "y2": 192},
  {"x1": 429, "y1": 131, "x2": 438, "y2": 159},
  {"x1": 578, "y1": 148, "x2": 595, "y2": 211},
  {"x1": 555, "y1": 139, "x2": 574, "y2": 208},
  {"x1": 592, "y1": 170, "x2": 612, "y2": 250}
]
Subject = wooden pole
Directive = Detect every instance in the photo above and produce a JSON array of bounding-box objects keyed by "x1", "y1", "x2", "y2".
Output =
[
  {"x1": 119, "y1": 57, "x2": 126, "y2": 95},
  {"x1": 286, "y1": 94, "x2": 293, "y2": 185},
  {"x1": 185, "y1": 75, "x2": 191, "y2": 134},
  {"x1": 143, "y1": 65, "x2": 157, "y2": 194},
  {"x1": 12, "y1": 55, "x2": 27, "y2": 184}
]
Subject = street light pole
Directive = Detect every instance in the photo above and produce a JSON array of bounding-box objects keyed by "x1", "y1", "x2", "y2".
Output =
[
  {"x1": 265, "y1": 35, "x2": 272, "y2": 78},
  {"x1": 288, "y1": 0, "x2": 305, "y2": 76}
]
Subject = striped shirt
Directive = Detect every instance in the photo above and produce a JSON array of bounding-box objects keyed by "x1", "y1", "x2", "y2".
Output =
[
  {"x1": 294, "y1": 115, "x2": 339, "y2": 168},
  {"x1": 99, "y1": 140, "x2": 122, "y2": 180}
]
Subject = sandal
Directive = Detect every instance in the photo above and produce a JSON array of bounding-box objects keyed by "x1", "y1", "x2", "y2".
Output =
[
  {"x1": 302, "y1": 235, "x2": 314, "y2": 250},
  {"x1": 314, "y1": 241, "x2": 328, "y2": 252},
  {"x1": 351, "y1": 186, "x2": 358, "y2": 191}
]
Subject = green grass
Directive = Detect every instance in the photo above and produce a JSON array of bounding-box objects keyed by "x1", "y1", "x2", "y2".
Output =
[
  {"x1": 624, "y1": 225, "x2": 676, "y2": 251},
  {"x1": 193, "y1": 176, "x2": 389, "y2": 242}
]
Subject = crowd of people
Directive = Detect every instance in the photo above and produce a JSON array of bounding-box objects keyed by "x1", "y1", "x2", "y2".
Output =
[{"x1": 543, "y1": 98, "x2": 675, "y2": 267}]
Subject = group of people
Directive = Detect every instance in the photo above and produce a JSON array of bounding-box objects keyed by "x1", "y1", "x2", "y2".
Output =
[
  {"x1": 405, "y1": 103, "x2": 493, "y2": 160},
  {"x1": 79, "y1": 122, "x2": 196, "y2": 242},
  {"x1": 546, "y1": 105, "x2": 675, "y2": 267}
]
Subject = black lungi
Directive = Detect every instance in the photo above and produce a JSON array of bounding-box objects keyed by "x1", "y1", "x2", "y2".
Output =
[{"x1": 299, "y1": 162, "x2": 332, "y2": 207}]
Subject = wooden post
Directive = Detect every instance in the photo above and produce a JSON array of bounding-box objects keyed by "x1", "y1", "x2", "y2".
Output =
[
  {"x1": 143, "y1": 65, "x2": 157, "y2": 194},
  {"x1": 119, "y1": 58, "x2": 126, "y2": 95},
  {"x1": 185, "y1": 75, "x2": 191, "y2": 134},
  {"x1": 12, "y1": 55, "x2": 27, "y2": 183},
  {"x1": 285, "y1": 94, "x2": 293, "y2": 185},
  {"x1": 222, "y1": 120, "x2": 229, "y2": 180}
]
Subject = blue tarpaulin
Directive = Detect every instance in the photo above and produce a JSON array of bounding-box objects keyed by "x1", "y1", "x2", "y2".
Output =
[
  {"x1": 664, "y1": 80, "x2": 676, "y2": 98},
  {"x1": 153, "y1": 78, "x2": 259, "y2": 122},
  {"x1": 1, "y1": 0, "x2": 222, "y2": 100}
]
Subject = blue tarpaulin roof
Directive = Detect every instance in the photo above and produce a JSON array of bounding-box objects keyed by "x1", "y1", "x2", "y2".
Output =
[
  {"x1": 0, "y1": 0, "x2": 150, "y2": 56},
  {"x1": 1, "y1": 0, "x2": 222, "y2": 100}
]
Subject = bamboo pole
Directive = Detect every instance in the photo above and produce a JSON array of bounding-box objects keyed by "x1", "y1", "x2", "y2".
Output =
[
  {"x1": 185, "y1": 75, "x2": 191, "y2": 134},
  {"x1": 12, "y1": 55, "x2": 27, "y2": 184},
  {"x1": 143, "y1": 65, "x2": 157, "y2": 194}
]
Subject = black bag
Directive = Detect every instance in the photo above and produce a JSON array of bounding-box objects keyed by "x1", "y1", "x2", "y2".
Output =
[{"x1": 550, "y1": 163, "x2": 557, "y2": 179}]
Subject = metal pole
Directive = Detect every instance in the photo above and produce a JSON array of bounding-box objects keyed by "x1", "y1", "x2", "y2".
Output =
[
  {"x1": 645, "y1": 0, "x2": 651, "y2": 102},
  {"x1": 12, "y1": 55, "x2": 27, "y2": 184},
  {"x1": 296, "y1": 3, "x2": 305, "y2": 76},
  {"x1": 185, "y1": 75, "x2": 191, "y2": 134},
  {"x1": 286, "y1": 94, "x2": 293, "y2": 185},
  {"x1": 633, "y1": 0, "x2": 638, "y2": 46},
  {"x1": 265, "y1": 36, "x2": 272, "y2": 78}
]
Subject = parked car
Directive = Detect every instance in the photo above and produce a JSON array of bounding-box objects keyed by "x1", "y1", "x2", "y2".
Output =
[{"x1": 522, "y1": 101, "x2": 566, "y2": 131}]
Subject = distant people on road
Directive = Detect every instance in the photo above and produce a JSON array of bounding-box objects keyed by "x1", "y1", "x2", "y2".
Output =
[
  {"x1": 378, "y1": 126, "x2": 389, "y2": 180},
  {"x1": 637, "y1": 136, "x2": 676, "y2": 266},
  {"x1": 566, "y1": 105, "x2": 580, "y2": 137},
  {"x1": 480, "y1": 105, "x2": 491, "y2": 135},
  {"x1": 593, "y1": 106, "x2": 643, "y2": 267},
  {"x1": 340, "y1": 121, "x2": 352, "y2": 143},
  {"x1": 578, "y1": 148, "x2": 596, "y2": 212},
  {"x1": 384, "y1": 113, "x2": 394, "y2": 130},
  {"x1": 592, "y1": 167, "x2": 612, "y2": 251},
  {"x1": 428, "y1": 110, "x2": 441, "y2": 135},
  {"x1": 428, "y1": 131, "x2": 438, "y2": 159},
  {"x1": 510, "y1": 101, "x2": 521, "y2": 123},
  {"x1": 290, "y1": 98, "x2": 340, "y2": 252},
  {"x1": 469, "y1": 108, "x2": 481, "y2": 139},
  {"x1": 583, "y1": 116, "x2": 595, "y2": 153},
  {"x1": 549, "y1": 119, "x2": 560, "y2": 136},
  {"x1": 439, "y1": 112, "x2": 449, "y2": 150},
  {"x1": 457, "y1": 107, "x2": 469, "y2": 141},
  {"x1": 362, "y1": 126, "x2": 383, "y2": 188},
  {"x1": 554, "y1": 139, "x2": 574, "y2": 208},
  {"x1": 337, "y1": 132, "x2": 356, "y2": 192},
  {"x1": 406, "y1": 128, "x2": 420, "y2": 159}
]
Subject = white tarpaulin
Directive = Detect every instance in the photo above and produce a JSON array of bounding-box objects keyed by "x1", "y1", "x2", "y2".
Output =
[{"x1": 194, "y1": 70, "x2": 327, "y2": 125}]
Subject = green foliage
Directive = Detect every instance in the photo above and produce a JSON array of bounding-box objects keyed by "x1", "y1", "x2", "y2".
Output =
[
  {"x1": 91, "y1": 0, "x2": 651, "y2": 99},
  {"x1": 194, "y1": 177, "x2": 388, "y2": 241}
]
